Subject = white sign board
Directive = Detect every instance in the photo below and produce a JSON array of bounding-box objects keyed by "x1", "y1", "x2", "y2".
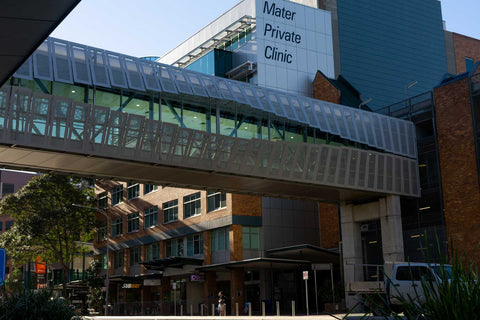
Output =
[
  {"x1": 255, "y1": 0, "x2": 334, "y2": 96},
  {"x1": 303, "y1": 270, "x2": 309, "y2": 280}
]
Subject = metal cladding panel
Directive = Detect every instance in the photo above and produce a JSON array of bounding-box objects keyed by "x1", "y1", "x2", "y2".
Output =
[
  {"x1": 241, "y1": 85, "x2": 263, "y2": 111},
  {"x1": 341, "y1": 108, "x2": 356, "y2": 140},
  {"x1": 361, "y1": 112, "x2": 377, "y2": 147},
  {"x1": 266, "y1": 91, "x2": 287, "y2": 118},
  {"x1": 333, "y1": 106, "x2": 348, "y2": 139},
  {"x1": 13, "y1": 57, "x2": 33, "y2": 80},
  {"x1": 371, "y1": 114, "x2": 385, "y2": 149},
  {"x1": 311, "y1": 101, "x2": 328, "y2": 132},
  {"x1": 51, "y1": 39, "x2": 73, "y2": 84},
  {"x1": 88, "y1": 49, "x2": 110, "y2": 87},
  {"x1": 253, "y1": 87, "x2": 274, "y2": 113},
  {"x1": 124, "y1": 114, "x2": 144, "y2": 152},
  {"x1": 276, "y1": 93, "x2": 298, "y2": 122},
  {"x1": 33, "y1": 40, "x2": 53, "y2": 81},
  {"x1": 389, "y1": 118, "x2": 401, "y2": 154},
  {"x1": 352, "y1": 110, "x2": 368, "y2": 145},
  {"x1": 301, "y1": 98, "x2": 320, "y2": 128},
  {"x1": 214, "y1": 78, "x2": 235, "y2": 101},
  {"x1": 288, "y1": 96, "x2": 308, "y2": 124},
  {"x1": 139, "y1": 61, "x2": 161, "y2": 91},
  {"x1": 170, "y1": 67, "x2": 193, "y2": 95},
  {"x1": 124, "y1": 58, "x2": 146, "y2": 91},
  {"x1": 156, "y1": 65, "x2": 178, "y2": 94},
  {"x1": 70, "y1": 44, "x2": 92, "y2": 85},
  {"x1": 226, "y1": 80, "x2": 248, "y2": 106},
  {"x1": 407, "y1": 122, "x2": 417, "y2": 157},
  {"x1": 380, "y1": 116, "x2": 393, "y2": 151},
  {"x1": 184, "y1": 71, "x2": 208, "y2": 97},
  {"x1": 199, "y1": 75, "x2": 221, "y2": 99},
  {"x1": 106, "y1": 53, "x2": 128, "y2": 89}
]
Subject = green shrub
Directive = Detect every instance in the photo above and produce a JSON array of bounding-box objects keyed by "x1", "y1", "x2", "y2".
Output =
[{"x1": 0, "y1": 289, "x2": 76, "y2": 320}]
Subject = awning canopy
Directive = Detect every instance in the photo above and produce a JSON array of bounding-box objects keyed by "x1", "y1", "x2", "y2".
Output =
[
  {"x1": 141, "y1": 257, "x2": 204, "y2": 271},
  {"x1": 196, "y1": 257, "x2": 312, "y2": 272}
]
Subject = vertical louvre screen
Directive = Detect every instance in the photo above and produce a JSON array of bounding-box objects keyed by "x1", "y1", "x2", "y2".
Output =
[
  {"x1": 124, "y1": 58, "x2": 145, "y2": 91},
  {"x1": 52, "y1": 40, "x2": 73, "y2": 84},
  {"x1": 33, "y1": 40, "x2": 53, "y2": 81},
  {"x1": 89, "y1": 49, "x2": 110, "y2": 87},
  {"x1": 106, "y1": 53, "x2": 128, "y2": 88},
  {"x1": 71, "y1": 44, "x2": 92, "y2": 85}
]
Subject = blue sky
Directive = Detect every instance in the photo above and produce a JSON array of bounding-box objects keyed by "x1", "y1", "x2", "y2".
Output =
[{"x1": 51, "y1": 0, "x2": 480, "y2": 58}]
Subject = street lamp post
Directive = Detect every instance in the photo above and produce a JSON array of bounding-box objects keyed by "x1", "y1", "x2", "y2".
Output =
[
  {"x1": 358, "y1": 97, "x2": 372, "y2": 110},
  {"x1": 72, "y1": 204, "x2": 110, "y2": 316}
]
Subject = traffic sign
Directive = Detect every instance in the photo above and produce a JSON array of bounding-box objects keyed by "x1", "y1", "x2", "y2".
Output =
[
  {"x1": 0, "y1": 248, "x2": 6, "y2": 286},
  {"x1": 303, "y1": 271, "x2": 309, "y2": 280}
]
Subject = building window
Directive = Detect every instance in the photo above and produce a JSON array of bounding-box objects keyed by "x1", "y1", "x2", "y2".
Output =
[
  {"x1": 113, "y1": 250, "x2": 124, "y2": 268},
  {"x1": 5, "y1": 221, "x2": 13, "y2": 231},
  {"x1": 130, "y1": 247, "x2": 141, "y2": 266},
  {"x1": 146, "y1": 243, "x2": 159, "y2": 261},
  {"x1": 111, "y1": 186, "x2": 123, "y2": 205},
  {"x1": 163, "y1": 199, "x2": 178, "y2": 223},
  {"x1": 211, "y1": 228, "x2": 229, "y2": 252},
  {"x1": 2, "y1": 183, "x2": 14, "y2": 197},
  {"x1": 127, "y1": 212, "x2": 139, "y2": 233},
  {"x1": 466, "y1": 57, "x2": 474, "y2": 72},
  {"x1": 97, "y1": 223, "x2": 107, "y2": 242},
  {"x1": 242, "y1": 226, "x2": 260, "y2": 249},
  {"x1": 144, "y1": 206, "x2": 158, "y2": 228},
  {"x1": 98, "y1": 254, "x2": 107, "y2": 269},
  {"x1": 127, "y1": 182, "x2": 139, "y2": 200},
  {"x1": 111, "y1": 218, "x2": 123, "y2": 237},
  {"x1": 187, "y1": 234, "x2": 203, "y2": 256},
  {"x1": 207, "y1": 191, "x2": 226, "y2": 212},
  {"x1": 166, "y1": 238, "x2": 184, "y2": 257},
  {"x1": 98, "y1": 192, "x2": 108, "y2": 209},
  {"x1": 184, "y1": 192, "x2": 201, "y2": 218},
  {"x1": 144, "y1": 184, "x2": 158, "y2": 194},
  {"x1": 0, "y1": 222, "x2": 2, "y2": 231}
]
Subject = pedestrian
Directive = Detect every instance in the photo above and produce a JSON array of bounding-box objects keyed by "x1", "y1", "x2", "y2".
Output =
[{"x1": 217, "y1": 291, "x2": 226, "y2": 316}]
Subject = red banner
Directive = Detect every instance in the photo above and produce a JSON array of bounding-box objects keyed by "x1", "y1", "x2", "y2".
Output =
[{"x1": 35, "y1": 256, "x2": 46, "y2": 274}]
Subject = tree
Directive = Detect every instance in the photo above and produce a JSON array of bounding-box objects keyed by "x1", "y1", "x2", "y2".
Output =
[{"x1": 0, "y1": 174, "x2": 95, "y2": 297}]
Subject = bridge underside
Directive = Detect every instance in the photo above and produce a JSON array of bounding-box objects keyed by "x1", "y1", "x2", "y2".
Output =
[{"x1": 0, "y1": 144, "x2": 384, "y2": 203}]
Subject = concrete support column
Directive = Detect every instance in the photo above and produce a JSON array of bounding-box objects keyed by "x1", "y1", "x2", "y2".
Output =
[
  {"x1": 230, "y1": 268, "x2": 244, "y2": 316},
  {"x1": 204, "y1": 271, "x2": 216, "y2": 305},
  {"x1": 340, "y1": 202, "x2": 363, "y2": 310},
  {"x1": 380, "y1": 195, "x2": 404, "y2": 263}
]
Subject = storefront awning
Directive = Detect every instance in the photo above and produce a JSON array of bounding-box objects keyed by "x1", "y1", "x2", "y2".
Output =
[
  {"x1": 266, "y1": 244, "x2": 339, "y2": 265},
  {"x1": 197, "y1": 257, "x2": 312, "y2": 272}
]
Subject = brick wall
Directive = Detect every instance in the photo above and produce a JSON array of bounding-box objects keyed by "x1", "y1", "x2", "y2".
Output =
[
  {"x1": 453, "y1": 33, "x2": 480, "y2": 74},
  {"x1": 313, "y1": 71, "x2": 341, "y2": 104},
  {"x1": 231, "y1": 194, "x2": 262, "y2": 216},
  {"x1": 433, "y1": 77, "x2": 480, "y2": 262}
]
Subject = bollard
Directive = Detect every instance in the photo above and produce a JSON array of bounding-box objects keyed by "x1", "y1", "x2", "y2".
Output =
[
  {"x1": 276, "y1": 301, "x2": 280, "y2": 316},
  {"x1": 201, "y1": 304, "x2": 204, "y2": 316},
  {"x1": 181, "y1": 304, "x2": 183, "y2": 316},
  {"x1": 262, "y1": 301, "x2": 265, "y2": 316},
  {"x1": 236, "y1": 302, "x2": 239, "y2": 316},
  {"x1": 291, "y1": 300, "x2": 295, "y2": 316},
  {"x1": 212, "y1": 303, "x2": 215, "y2": 316},
  {"x1": 248, "y1": 302, "x2": 252, "y2": 316},
  {"x1": 190, "y1": 304, "x2": 193, "y2": 316}
]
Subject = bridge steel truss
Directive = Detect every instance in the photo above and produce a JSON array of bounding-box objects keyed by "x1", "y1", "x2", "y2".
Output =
[{"x1": 0, "y1": 85, "x2": 419, "y2": 200}]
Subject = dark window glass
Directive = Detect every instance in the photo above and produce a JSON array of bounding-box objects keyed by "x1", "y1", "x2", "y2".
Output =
[
  {"x1": 5, "y1": 221, "x2": 13, "y2": 230},
  {"x1": 97, "y1": 192, "x2": 108, "y2": 209},
  {"x1": 130, "y1": 247, "x2": 141, "y2": 266},
  {"x1": 207, "y1": 191, "x2": 226, "y2": 212},
  {"x1": 144, "y1": 184, "x2": 158, "y2": 194},
  {"x1": 2, "y1": 183, "x2": 14, "y2": 197},
  {"x1": 127, "y1": 212, "x2": 139, "y2": 233},
  {"x1": 111, "y1": 218, "x2": 123, "y2": 237},
  {"x1": 127, "y1": 183, "x2": 139, "y2": 200},
  {"x1": 111, "y1": 186, "x2": 123, "y2": 205},
  {"x1": 146, "y1": 243, "x2": 159, "y2": 261},
  {"x1": 163, "y1": 199, "x2": 178, "y2": 223},
  {"x1": 144, "y1": 206, "x2": 158, "y2": 228},
  {"x1": 184, "y1": 192, "x2": 201, "y2": 218},
  {"x1": 113, "y1": 250, "x2": 124, "y2": 268}
]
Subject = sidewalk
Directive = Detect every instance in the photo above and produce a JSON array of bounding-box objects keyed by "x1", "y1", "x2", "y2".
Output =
[{"x1": 82, "y1": 314, "x2": 402, "y2": 320}]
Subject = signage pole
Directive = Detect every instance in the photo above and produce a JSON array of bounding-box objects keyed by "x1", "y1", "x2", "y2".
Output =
[
  {"x1": 314, "y1": 268, "x2": 318, "y2": 314},
  {"x1": 0, "y1": 249, "x2": 5, "y2": 287},
  {"x1": 303, "y1": 271, "x2": 309, "y2": 316}
]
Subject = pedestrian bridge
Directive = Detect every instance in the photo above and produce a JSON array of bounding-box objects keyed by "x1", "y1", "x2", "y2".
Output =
[{"x1": 0, "y1": 37, "x2": 419, "y2": 202}]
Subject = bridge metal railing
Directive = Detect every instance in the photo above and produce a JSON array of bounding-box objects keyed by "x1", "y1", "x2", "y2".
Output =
[{"x1": 0, "y1": 85, "x2": 420, "y2": 198}]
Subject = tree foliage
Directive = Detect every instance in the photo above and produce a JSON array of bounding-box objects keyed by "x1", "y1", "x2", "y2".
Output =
[{"x1": 0, "y1": 174, "x2": 95, "y2": 296}]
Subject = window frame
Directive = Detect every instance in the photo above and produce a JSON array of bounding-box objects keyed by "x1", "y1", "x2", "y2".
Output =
[
  {"x1": 166, "y1": 238, "x2": 184, "y2": 257},
  {"x1": 97, "y1": 191, "x2": 108, "y2": 209},
  {"x1": 5, "y1": 221, "x2": 14, "y2": 231},
  {"x1": 211, "y1": 228, "x2": 229, "y2": 252},
  {"x1": 184, "y1": 192, "x2": 201, "y2": 218},
  {"x1": 111, "y1": 185, "x2": 123, "y2": 205},
  {"x1": 207, "y1": 191, "x2": 226, "y2": 212},
  {"x1": 129, "y1": 246, "x2": 141, "y2": 266},
  {"x1": 163, "y1": 199, "x2": 178, "y2": 223},
  {"x1": 242, "y1": 226, "x2": 260, "y2": 249},
  {"x1": 127, "y1": 182, "x2": 140, "y2": 200},
  {"x1": 187, "y1": 234, "x2": 204, "y2": 256},
  {"x1": 144, "y1": 184, "x2": 158, "y2": 194},
  {"x1": 113, "y1": 250, "x2": 124, "y2": 269},
  {"x1": 127, "y1": 212, "x2": 139, "y2": 233},
  {"x1": 146, "y1": 242, "x2": 159, "y2": 261},
  {"x1": 111, "y1": 218, "x2": 123, "y2": 237},
  {"x1": 144, "y1": 206, "x2": 158, "y2": 228}
]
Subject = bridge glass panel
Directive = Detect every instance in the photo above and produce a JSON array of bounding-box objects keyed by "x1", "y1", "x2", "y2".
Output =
[
  {"x1": 95, "y1": 90, "x2": 121, "y2": 111},
  {"x1": 88, "y1": 49, "x2": 110, "y2": 87},
  {"x1": 52, "y1": 82, "x2": 86, "y2": 104},
  {"x1": 184, "y1": 71, "x2": 208, "y2": 97},
  {"x1": 70, "y1": 44, "x2": 92, "y2": 85},
  {"x1": 353, "y1": 110, "x2": 368, "y2": 144},
  {"x1": 106, "y1": 54, "x2": 128, "y2": 89},
  {"x1": 139, "y1": 61, "x2": 161, "y2": 91},
  {"x1": 266, "y1": 91, "x2": 286, "y2": 118},
  {"x1": 156, "y1": 65, "x2": 178, "y2": 94},
  {"x1": 122, "y1": 96, "x2": 150, "y2": 117},
  {"x1": 183, "y1": 105, "x2": 210, "y2": 132},
  {"x1": 124, "y1": 58, "x2": 146, "y2": 91},
  {"x1": 52, "y1": 39, "x2": 73, "y2": 84},
  {"x1": 161, "y1": 100, "x2": 183, "y2": 127},
  {"x1": 170, "y1": 68, "x2": 193, "y2": 95},
  {"x1": 199, "y1": 75, "x2": 222, "y2": 99},
  {"x1": 288, "y1": 96, "x2": 307, "y2": 123},
  {"x1": 301, "y1": 98, "x2": 320, "y2": 128},
  {"x1": 277, "y1": 93, "x2": 297, "y2": 122},
  {"x1": 312, "y1": 101, "x2": 329, "y2": 132},
  {"x1": 371, "y1": 114, "x2": 385, "y2": 149}
]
